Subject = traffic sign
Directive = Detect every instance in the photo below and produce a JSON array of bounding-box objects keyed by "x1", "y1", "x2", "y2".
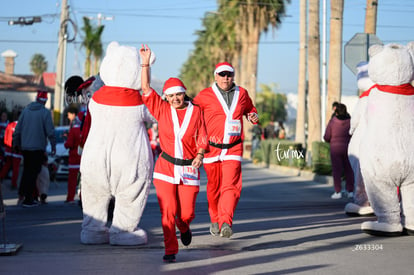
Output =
[{"x1": 344, "y1": 33, "x2": 382, "y2": 75}]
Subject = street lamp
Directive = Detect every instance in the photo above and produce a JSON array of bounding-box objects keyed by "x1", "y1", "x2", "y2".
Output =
[{"x1": 8, "y1": 16, "x2": 41, "y2": 26}]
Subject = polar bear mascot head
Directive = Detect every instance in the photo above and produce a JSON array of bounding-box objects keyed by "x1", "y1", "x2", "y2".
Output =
[{"x1": 99, "y1": 41, "x2": 156, "y2": 90}]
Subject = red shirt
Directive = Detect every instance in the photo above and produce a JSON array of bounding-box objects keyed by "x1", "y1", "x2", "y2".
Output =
[
  {"x1": 143, "y1": 89, "x2": 208, "y2": 185},
  {"x1": 193, "y1": 85, "x2": 258, "y2": 163}
]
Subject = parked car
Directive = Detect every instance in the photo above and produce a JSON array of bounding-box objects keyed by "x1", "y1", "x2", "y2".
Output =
[{"x1": 46, "y1": 126, "x2": 70, "y2": 180}]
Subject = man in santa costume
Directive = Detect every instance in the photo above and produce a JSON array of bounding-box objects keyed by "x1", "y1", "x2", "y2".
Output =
[{"x1": 193, "y1": 62, "x2": 259, "y2": 238}]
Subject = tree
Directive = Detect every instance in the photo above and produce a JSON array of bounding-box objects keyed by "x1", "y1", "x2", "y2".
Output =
[
  {"x1": 220, "y1": 0, "x2": 288, "y2": 104},
  {"x1": 181, "y1": 11, "x2": 239, "y2": 96},
  {"x1": 81, "y1": 17, "x2": 104, "y2": 78},
  {"x1": 295, "y1": 0, "x2": 307, "y2": 146},
  {"x1": 219, "y1": 0, "x2": 289, "y2": 141},
  {"x1": 307, "y1": 0, "x2": 321, "y2": 153},
  {"x1": 326, "y1": 0, "x2": 344, "y2": 126},
  {"x1": 181, "y1": 1, "x2": 290, "y2": 101},
  {"x1": 255, "y1": 83, "x2": 287, "y2": 127},
  {"x1": 30, "y1": 53, "x2": 48, "y2": 79}
]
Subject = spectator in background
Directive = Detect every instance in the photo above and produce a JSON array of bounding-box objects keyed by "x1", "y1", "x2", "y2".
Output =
[
  {"x1": 264, "y1": 120, "x2": 276, "y2": 139},
  {"x1": 331, "y1": 101, "x2": 340, "y2": 118},
  {"x1": 148, "y1": 122, "x2": 161, "y2": 161},
  {"x1": 276, "y1": 121, "x2": 286, "y2": 139},
  {"x1": 0, "y1": 111, "x2": 9, "y2": 149},
  {"x1": 0, "y1": 111, "x2": 22, "y2": 189},
  {"x1": 251, "y1": 123, "x2": 263, "y2": 159},
  {"x1": 64, "y1": 106, "x2": 82, "y2": 204},
  {"x1": 13, "y1": 91, "x2": 56, "y2": 207},
  {"x1": 324, "y1": 103, "x2": 354, "y2": 199}
]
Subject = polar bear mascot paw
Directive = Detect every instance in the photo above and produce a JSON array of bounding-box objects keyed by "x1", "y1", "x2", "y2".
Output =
[
  {"x1": 109, "y1": 227, "x2": 148, "y2": 246},
  {"x1": 81, "y1": 228, "x2": 110, "y2": 244},
  {"x1": 361, "y1": 221, "x2": 403, "y2": 237},
  {"x1": 344, "y1": 202, "x2": 374, "y2": 216}
]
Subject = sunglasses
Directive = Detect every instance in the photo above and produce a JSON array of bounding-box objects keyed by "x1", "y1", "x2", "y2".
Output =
[{"x1": 218, "y1": 71, "x2": 234, "y2": 77}]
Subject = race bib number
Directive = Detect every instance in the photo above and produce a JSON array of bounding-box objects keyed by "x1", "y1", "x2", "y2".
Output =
[
  {"x1": 183, "y1": 165, "x2": 199, "y2": 180},
  {"x1": 227, "y1": 120, "x2": 241, "y2": 136}
]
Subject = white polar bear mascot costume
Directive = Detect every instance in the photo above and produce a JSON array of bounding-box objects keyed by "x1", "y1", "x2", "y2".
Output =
[
  {"x1": 80, "y1": 41, "x2": 156, "y2": 245},
  {"x1": 359, "y1": 42, "x2": 414, "y2": 236},
  {"x1": 345, "y1": 61, "x2": 375, "y2": 216}
]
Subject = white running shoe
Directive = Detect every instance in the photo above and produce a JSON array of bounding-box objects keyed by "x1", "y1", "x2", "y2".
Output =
[{"x1": 331, "y1": 192, "x2": 342, "y2": 199}]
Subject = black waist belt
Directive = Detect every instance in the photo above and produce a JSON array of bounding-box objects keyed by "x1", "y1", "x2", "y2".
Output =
[
  {"x1": 161, "y1": 152, "x2": 194, "y2": 166},
  {"x1": 209, "y1": 138, "x2": 242, "y2": 149}
]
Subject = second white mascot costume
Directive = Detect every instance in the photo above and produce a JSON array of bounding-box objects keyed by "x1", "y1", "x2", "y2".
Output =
[
  {"x1": 359, "y1": 42, "x2": 414, "y2": 236},
  {"x1": 345, "y1": 61, "x2": 375, "y2": 216},
  {"x1": 80, "y1": 41, "x2": 156, "y2": 245}
]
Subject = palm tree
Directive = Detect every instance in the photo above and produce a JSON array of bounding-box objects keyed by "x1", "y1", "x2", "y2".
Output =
[
  {"x1": 180, "y1": 11, "x2": 238, "y2": 96},
  {"x1": 365, "y1": 0, "x2": 378, "y2": 34},
  {"x1": 220, "y1": 0, "x2": 287, "y2": 104},
  {"x1": 326, "y1": 0, "x2": 344, "y2": 124},
  {"x1": 295, "y1": 0, "x2": 307, "y2": 146},
  {"x1": 307, "y1": 0, "x2": 321, "y2": 153},
  {"x1": 81, "y1": 17, "x2": 104, "y2": 78},
  {"x1": 30, "y1": 53, "x2": 48, "y2": 81},
  {"x1": 219, "y1": 0, "x2": 288, "y2": 142}
]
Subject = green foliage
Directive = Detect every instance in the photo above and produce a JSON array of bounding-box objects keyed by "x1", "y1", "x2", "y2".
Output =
[
  {"x1": 255, "y1": 139, "x2": 305, "y2": 169},
  {"x1": 81, "y1": 17, "x2": 105, "y2": 77},
  {"x1": 256, "y1": 83, "x2": 287, "y2": 126},
  {"x1": 180, "y1": 1, "x2": 290, "y2": 96},
  {"x1": 30, "y1": 54, "x2": 48, "y2": 77}
]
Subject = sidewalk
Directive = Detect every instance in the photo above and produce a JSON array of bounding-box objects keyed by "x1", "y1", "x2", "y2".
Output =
[{"x1": 1, "y1": 161, "x2": 413, "y2": 275}]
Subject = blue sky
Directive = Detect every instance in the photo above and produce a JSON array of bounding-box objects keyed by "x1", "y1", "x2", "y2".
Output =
[{"x1": 0, "y1": 0, "x2": 413, "y2": 97}]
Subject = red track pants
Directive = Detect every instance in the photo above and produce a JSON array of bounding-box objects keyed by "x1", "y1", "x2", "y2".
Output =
[
  {"x1": 154, "y1": 179, "x2": 199, "y2": 255},
  {"x1": 66, "y1": 168, "x2": 79, "y2": 202},
  {"x1": 204, "y1": 160, "x2": 242, "y2": 229},
  {"x1": 0, "y1": 156, "x2": 22, "y2": 188}
]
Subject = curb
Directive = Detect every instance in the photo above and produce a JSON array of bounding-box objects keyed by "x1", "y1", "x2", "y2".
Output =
[{"x1": 254, "y1": 162, "x2": 334, "y2": 186}]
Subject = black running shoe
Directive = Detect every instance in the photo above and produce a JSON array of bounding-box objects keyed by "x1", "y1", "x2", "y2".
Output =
[
  {"x1": 180, "y1": 229, "x2": 192, "y2": 246},
  {"x1": 22, "y1": 200, "x2": 39, "y2": 208}
]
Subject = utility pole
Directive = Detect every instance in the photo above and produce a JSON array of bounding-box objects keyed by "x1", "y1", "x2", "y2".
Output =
[
  {"x1": 96, "y1": 13, "x2": 114, "y2": 26},
  {"x1": 321, "y1": 0, "x2": 327, "y2": 138},
  {"x1": 53, "y1": 0, "x2": 69, "y2": 125}
]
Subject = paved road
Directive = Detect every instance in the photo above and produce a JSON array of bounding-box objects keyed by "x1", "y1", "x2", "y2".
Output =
[{"x1": 1, "y1": 161, "x2": 413, "y2": 274}]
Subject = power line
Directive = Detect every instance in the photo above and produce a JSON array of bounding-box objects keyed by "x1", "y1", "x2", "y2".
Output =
[{"x1": 1, "y1": 38, "x2": 412, "y2": 45}]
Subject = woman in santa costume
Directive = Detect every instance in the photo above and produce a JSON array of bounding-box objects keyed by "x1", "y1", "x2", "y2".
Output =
[
  {"x1": 193, "y1": 62, "x2": 259, "y2": 238},
  {"x1": 140, "y1": 45, "x2": 208, "y2": 263}
]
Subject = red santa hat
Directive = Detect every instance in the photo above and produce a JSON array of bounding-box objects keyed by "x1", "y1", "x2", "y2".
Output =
[
  {"x1": 214, "y1": 62, "x2": 234, "y2": 75},
  {"x1": 162, "y1": 77, "x2": 186, "y2": 95},
  {"x1": 76, "y1": 76, "x2": 96, "y2": 92},
  {"x1": 36, "y1": 90, "x2": 48, "y2": 102}
]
